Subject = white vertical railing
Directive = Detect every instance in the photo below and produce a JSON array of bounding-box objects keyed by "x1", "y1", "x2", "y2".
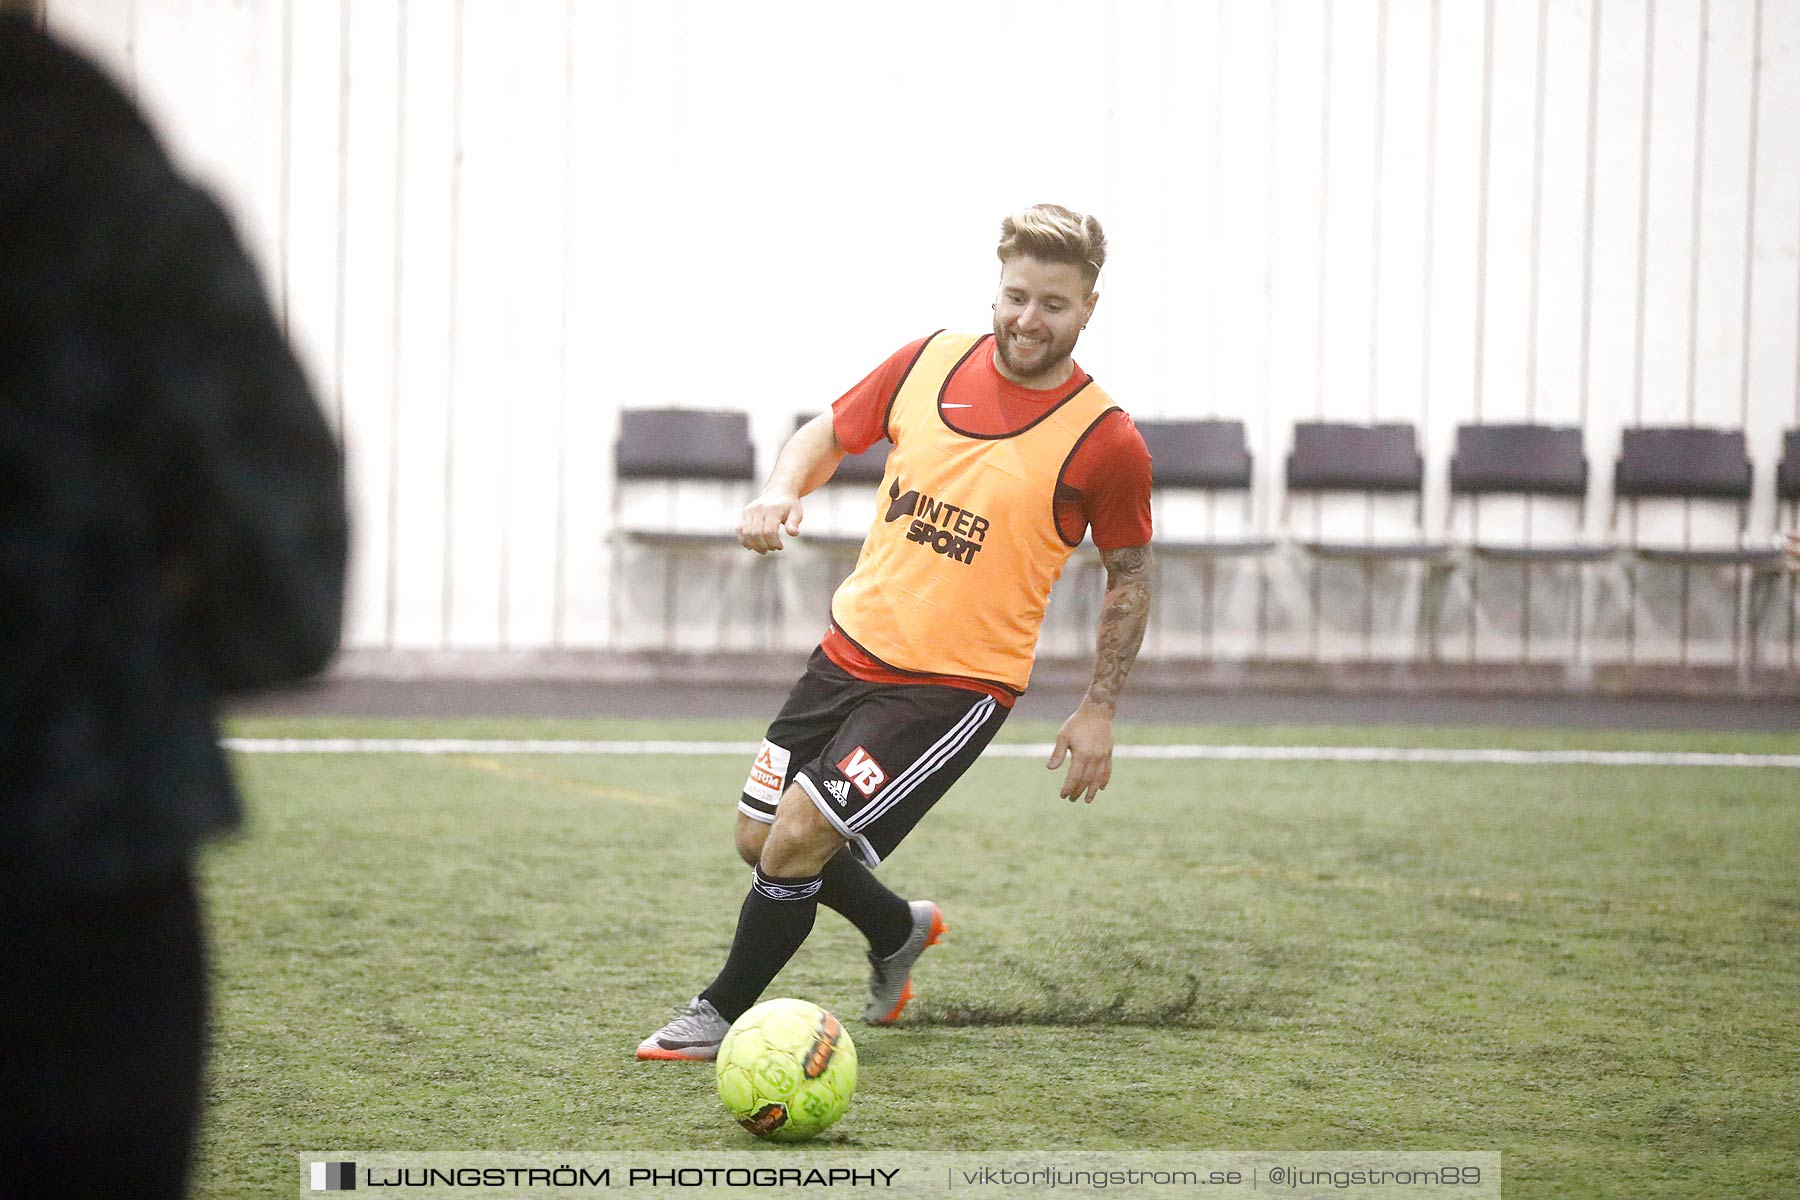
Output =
[{"x1": 41, "y1": 0, "x2": 1800, "y2": 669}]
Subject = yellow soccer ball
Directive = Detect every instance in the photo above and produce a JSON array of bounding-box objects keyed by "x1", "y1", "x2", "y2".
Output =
[{"x1": 715, "y1": 998, "x2": 857, "y2": 1141}]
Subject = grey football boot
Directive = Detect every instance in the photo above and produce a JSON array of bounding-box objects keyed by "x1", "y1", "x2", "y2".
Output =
[
  {"x1": 864, "y1": 900, "x2": 946, "y2": 1024},
  {"x1": 636, "y1": 997, "x2": 731, "y2": 1061}
]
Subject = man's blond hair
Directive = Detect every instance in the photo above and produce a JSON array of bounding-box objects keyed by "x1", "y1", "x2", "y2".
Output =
[{"x1": 996, "y1": 204, "x2": 1106, "y2": 292}]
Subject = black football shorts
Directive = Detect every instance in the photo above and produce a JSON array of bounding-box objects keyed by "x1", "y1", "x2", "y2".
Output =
[{"x1": 738, "y1": 647, "x2": 1009, "y2": 867}]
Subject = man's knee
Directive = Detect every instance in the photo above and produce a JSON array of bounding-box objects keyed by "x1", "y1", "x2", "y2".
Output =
[
  {"x1": 734, "y1": 814, "x2": 769, "y2": 867},
  {"x1": 759, "y1": 785, "x2": 845, "y2": 877}
]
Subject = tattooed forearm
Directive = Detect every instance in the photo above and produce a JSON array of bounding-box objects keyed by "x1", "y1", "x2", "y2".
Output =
[{"x1": 1085, "y1": 544, "x2": 1153, "y2": 712}]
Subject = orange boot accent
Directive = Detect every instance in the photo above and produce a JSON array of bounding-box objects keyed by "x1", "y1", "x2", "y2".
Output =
[
  {"x1": 879, "y1": 981, "x2": 915, "y2": 1026},
  {"x1": 876, "y1": 904, "x2": 947, "y2": 1024}
]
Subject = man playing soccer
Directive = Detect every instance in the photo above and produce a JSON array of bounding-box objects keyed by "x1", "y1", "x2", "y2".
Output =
[{"x1": 637, "y1": 204, "x2": 1154, "y2": 1060}]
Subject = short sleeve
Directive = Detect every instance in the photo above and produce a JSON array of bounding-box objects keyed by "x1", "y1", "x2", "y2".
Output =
[
  {"x1": 830, "y1": 336, "x2": 931, "y2": 455},
  {"x1": 1059, "y1": 411, "x2": 1153, "y2": 550}
]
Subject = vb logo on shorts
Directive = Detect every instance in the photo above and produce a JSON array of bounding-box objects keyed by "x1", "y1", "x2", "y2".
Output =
[
  {"x1": 836, "y1": 746, "x2": 887, "y2": 797},
  {"x1": 885, "y1": 478, "x2": 988, "y2": 565}
]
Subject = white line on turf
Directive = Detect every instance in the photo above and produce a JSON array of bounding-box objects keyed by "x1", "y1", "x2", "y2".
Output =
[{"x1": 219, "y1": 738, "x2": 1800, "y2": 769}]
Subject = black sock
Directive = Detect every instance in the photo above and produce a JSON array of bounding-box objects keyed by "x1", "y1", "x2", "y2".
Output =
[
  {"x1": 817, "y1": 851, "x2": 913, "y2": 958},
  {"x1": 700, "y1": 866, "x2": 822, "y2": 1022}
]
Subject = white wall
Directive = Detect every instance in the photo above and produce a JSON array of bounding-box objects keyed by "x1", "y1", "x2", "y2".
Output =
[{"x1": 44, "y1": 0, "x2": 1800, "y2": 671}]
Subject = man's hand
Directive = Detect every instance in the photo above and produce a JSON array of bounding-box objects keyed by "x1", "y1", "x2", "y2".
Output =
[
  {"x1": 739, "y1": 489, "x2": 804, "y2": 554},
  {"x1": 1050, "y1": 542, "x2": 1151, "y2": 805},
  {"x1": 1048, "y1": 699, "x2": 1115, "y2": 803},
  {"x1": 1785, "y1": 531, "x2": 1799, "y2": 571},
  {"x1": 736, "y1": 412, "x2": 847, "y2": 553}
]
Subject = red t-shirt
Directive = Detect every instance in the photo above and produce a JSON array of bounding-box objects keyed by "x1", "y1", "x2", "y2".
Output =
[{"x1": 820, "y1": 334, "x2": 1153, "y2": 704}]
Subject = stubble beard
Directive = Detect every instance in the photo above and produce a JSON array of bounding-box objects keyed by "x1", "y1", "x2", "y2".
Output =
[{"x1": 992, "y1": 317, "x2": 1078, "y2": 386}]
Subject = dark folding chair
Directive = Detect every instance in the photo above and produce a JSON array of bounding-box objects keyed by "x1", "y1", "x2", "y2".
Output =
[
  {"x1": 1776, "y1": 428, "x2": 1800, "y2": 524},
  {"x1": 1140, "y1": 419, "x2": 1274, "y2": 556},
  {"x1": 1774, "y1": 429, "x2": 1800, "y2": 668},
  {"x1": 617, "y1": 408, "x2": 757, "y2": 485},
  {"x1": 1136, "y1": 419, "x2": 1273, "y2": 657},
  {"x1": 1611, "y1": 426, "x2": 1785, "y2": 669},
  {"x1": 1449, "y1": 424, "x2": 1609, "y2": 561},
  {"x1": 1286, "y1": 422, "x2": 1449, "y2": 555},
  {"x1": 1284, "y1": 421, "x2": 1453, "y2": 657},
  {"x1": 611, "y1": 409, "x2": 764, "y2": 649},
  {"x1": 1611, "y1": 427, "x2": 1784, "y2": 568},
  {"x1": 1447, "y1": 423, "x2": 1612, "y2": 663}
]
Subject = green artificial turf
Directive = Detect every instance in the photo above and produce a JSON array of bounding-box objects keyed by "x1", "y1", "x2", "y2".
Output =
[{"x1": 194, "y1": 719, "x2": 1800, "y2": 1198}]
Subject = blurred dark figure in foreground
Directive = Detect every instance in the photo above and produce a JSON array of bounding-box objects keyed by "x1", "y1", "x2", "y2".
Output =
[{"x1": 0, "y1": 9, "x2": 347, "y2": 1198}]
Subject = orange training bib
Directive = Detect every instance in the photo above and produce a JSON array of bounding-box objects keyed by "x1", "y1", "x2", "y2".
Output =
[{"x1": 829, "y1": 333, "x2": 1118, "y2": 693}]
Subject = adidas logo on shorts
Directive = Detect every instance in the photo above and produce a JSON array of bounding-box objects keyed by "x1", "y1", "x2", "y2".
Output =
[{"x1": 824, "y1": 778, "x2": 851, "y2": 806}]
